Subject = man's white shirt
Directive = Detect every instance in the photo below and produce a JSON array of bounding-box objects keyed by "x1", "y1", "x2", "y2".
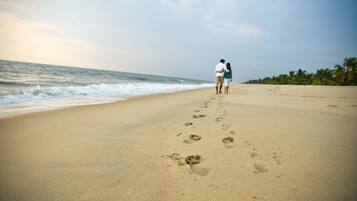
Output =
[{"x1": 215, "y1": 63, "x2": 226, "y2": 77}]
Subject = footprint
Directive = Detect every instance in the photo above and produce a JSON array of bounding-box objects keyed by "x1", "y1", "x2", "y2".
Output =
[
  {"x1": 183, "y1": 134, "x2": 202, "y2": 144},
  {"x1": 185, "y1": 155, "x2": 209, "y2": 176},
  {"x1": 276, "y1": 174, "x2": 284, "y2": 179},
  {"x1": 251, "y1": 195, "x2": 267, "y2": 200},
  {"x1": 162, "y1": 153, "x2": 183, "y2": 161},
  {"x1": 222, "y1": 123, "x2": 230, "y2": 130},
  {"x1": 250, "y1": 152, "x2": 258, "y2": 158},
  {"x1": 208, "y1": 183, "x2": 219, "y2": 190},
  {"x1": 229, "y1": 130, "x2": 236, "y2": 135},
  {"x1": 250, "y1": 152, "x2": 269, "y2": 173},
  {"x1": 185, "y1": 155, "x2": 202, "y2": 165},
  {"x1": 327, "y1": 104, "x2": 338, "y2": 108},
  {"x1": 185, "y1": 122, "x2": 193, "y2": 126},
  {"x1": 254, "y1": 161, "x2": 269, "y2": 173},
  {"x1": 272, "y1": 152, "x2": 282, "y2": 165},
  {"x1": 162, "y1": 153, "x2": 186, "y2": 166},
  {"x1": 222, "y1": 137, "x2": 234, "y2": 148},
  {"x1": 192, "y1": 114, "x2": 207, "y2": 119},
  {"x1": 194, "y1": 109, "x2": 200, "y2": 112},
  {"x1": 215, "y1": 117, "x2": 223, "y2": 122}
]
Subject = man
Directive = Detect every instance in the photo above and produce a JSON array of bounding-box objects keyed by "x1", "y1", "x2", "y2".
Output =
[{"x1": 215, "y1": 59, "x2": 226, "y2": 94}]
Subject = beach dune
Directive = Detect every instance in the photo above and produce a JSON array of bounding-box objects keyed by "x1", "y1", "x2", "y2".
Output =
[{"x1": 0, "y1": 85, "x2": 356, "y2": 201}]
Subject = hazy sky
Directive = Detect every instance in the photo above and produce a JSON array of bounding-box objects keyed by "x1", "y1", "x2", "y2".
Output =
[{"x1": 0, "y1": 0, "x2": 356, "y2": 82}]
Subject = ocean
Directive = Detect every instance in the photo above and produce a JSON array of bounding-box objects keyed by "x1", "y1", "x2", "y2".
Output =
[{"x1": 0, "y1": 60, "x2": 212, "y2": 117}]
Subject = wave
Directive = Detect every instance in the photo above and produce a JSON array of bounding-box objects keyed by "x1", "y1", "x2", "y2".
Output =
[
  {"x1": 0, "y1": 82, "x2": 212, "y2": 105},
  {"x1": 0, "y1": 81, "x2": 33, "y2": 86}
]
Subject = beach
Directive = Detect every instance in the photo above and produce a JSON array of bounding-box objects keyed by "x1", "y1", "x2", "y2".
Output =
[{"x1": 0, "y1": 84, "x2": 356, "y2": 201}]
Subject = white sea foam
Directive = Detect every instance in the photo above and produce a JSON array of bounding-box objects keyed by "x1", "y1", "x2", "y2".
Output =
[{"x1": 0, "y1": 82, "x2": 212, "y2": 118}]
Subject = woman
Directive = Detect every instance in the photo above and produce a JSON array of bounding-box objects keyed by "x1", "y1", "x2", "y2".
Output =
[{"x1": 224, "y1": 62, "x2": 232, "y2": 94}]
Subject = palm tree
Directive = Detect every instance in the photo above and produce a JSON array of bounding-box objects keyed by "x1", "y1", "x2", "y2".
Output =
[
  {"x1": 296, "y1": 69, "x2": 308, "y2": 84},
  {"x1": 244, "y1": 57, "x2": 356, "y2": 85},
  {"x1": 333, "y1": 64, "x2": 345, "y2": 85},
  {"x1": 289, "y1": 70, "x2": 295, "y2": 77},
  {"x1": 343, "y1": 57, "x2": 357, "y2": 85},
  {"x1": 313, "y1": 68, "x2": 335, "y2": 85}
]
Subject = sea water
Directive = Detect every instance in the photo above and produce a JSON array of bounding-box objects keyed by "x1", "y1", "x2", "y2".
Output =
[{"x1": 0, "y1": 60, "x2": 212, "y2": 117}]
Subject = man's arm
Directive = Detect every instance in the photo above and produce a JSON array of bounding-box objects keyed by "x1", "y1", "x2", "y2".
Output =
[{"x1": 216, "y1": 67, "x2": 225, "y2": 73}]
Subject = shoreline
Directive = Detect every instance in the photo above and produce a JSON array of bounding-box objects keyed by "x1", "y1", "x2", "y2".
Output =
[
  {"x1": 0, "y1": 86, "x2": 212, "y2": 119},
  {"x1": 2, "y1": 83, "x2": 353, "y2": 120},
  {"x1": 0, "y1": 85, "x2": 356, "y2": 201}
]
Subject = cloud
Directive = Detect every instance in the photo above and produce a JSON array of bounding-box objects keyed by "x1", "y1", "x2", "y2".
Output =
[
  {"x1": 0, "y1": 11, "x2": 98, "y2": 67},
  {"x1": 0, "y1": 9, "x2": 181, "y2": 73},
  {"x1": 203, "y1": 13, "x2": 265, "y2": 40},
  {"x1": 159, "y1": 0, "x2": 266, "y2": 41},
  {"x1": 160, "y1": 0, "x2": 202, "y2": 8},
  {"x1": 0, "y1": 0, "x2": 33, "y2": 13},
  {"x1": 232, "y1": 23, "x2": 264, "y2": 39}
]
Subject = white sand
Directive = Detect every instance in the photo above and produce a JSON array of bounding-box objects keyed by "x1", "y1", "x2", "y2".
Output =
[{"x1": 0, "y1": 85, "x2": 356, "y2": 201}]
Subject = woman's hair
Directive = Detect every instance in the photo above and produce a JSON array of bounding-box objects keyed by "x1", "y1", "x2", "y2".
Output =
[{"x1": 226, "y1": 63, "x2": 232, "y2": 72}]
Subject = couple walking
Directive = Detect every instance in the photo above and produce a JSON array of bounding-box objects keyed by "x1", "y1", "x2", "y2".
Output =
[{"x1": 215, "y1": 59, "x2": 232, "y2": 94}]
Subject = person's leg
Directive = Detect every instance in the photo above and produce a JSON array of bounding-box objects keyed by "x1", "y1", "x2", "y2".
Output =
[
  {"x1": 218, "y1": 77, "x2": 223, "y2": 93},
  {"x1": 215, "y1": 77, "x2": 219, "y2": 94},
  {"x1": 226, "y1": 80, "x2": 230, "y2": 94},
  {"x1": 223, "y1": 79, "x2": 228, "y2": 94}
]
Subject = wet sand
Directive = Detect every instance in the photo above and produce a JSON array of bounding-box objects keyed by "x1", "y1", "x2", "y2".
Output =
[{"x1": 0, "y1": 85, "x2": 356, "y2": 201}]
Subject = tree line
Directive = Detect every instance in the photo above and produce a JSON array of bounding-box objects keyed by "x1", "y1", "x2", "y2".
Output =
[{"x1": 244, "y1": 57, "x2": 357, "y2": 86}]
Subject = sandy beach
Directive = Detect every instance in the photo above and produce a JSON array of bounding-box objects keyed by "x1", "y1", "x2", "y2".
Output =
[{"x1": 0, "y1": 84, "x2": 356, "y2": 201}]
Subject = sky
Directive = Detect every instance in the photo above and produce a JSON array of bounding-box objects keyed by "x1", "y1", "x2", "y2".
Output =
[{"x1": 0, "y1": 0, "x2": 356, "y2": 82}]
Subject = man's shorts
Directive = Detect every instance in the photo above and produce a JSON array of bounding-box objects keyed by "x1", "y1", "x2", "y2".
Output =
[{"x1": 215, "y1": 76, "x2": 224, "y2": 87}]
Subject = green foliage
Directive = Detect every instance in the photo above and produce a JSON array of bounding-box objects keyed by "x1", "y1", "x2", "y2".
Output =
[{"x1": 245, "y1": 57, "x2": 357, "y2": 86}]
